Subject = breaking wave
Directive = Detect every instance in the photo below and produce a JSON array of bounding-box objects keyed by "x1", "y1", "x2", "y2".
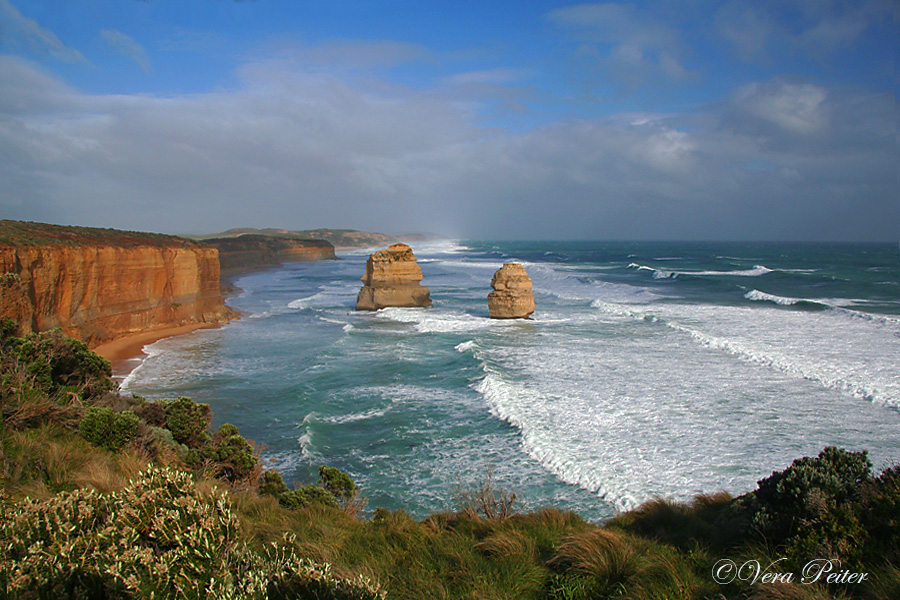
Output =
[{"x1": 628, "y1": 263, "x2": 773, "y2": 279}]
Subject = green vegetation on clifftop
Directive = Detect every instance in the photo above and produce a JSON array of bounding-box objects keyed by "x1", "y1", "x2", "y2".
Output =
[
  {"x1": 192, "y1": 227, "x2": 431, "y2": 249},
  {"x1": 0, "y1": 322, "x2": 897, "y2": 599},
  {"x1": 0, "y1": 220, "x2": 201, "y2": 248}
]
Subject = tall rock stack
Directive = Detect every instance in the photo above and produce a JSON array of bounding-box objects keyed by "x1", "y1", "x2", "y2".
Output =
[
  {"x1": 488, "y1": 263, "x2": 535, "y2": 319},
  {"x1": 356, "y1": 244, "x2": 432, "y2": 310}
]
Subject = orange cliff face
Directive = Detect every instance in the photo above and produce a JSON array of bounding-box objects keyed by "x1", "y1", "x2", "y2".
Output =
[
  {"x1": 0, "y1": 243, "x2": 234, "y2": 347},
  {"x1": 202, "y1": 235, "x2": 336, "y2": 273}
]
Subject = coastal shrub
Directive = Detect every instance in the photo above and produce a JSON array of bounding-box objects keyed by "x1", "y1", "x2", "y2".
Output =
[
  {"x1": 319, "y1": 465, "x2": 357, "y2": 502},
  {"x1": 200, "y1": 422, "x2": 258, "y2": 482},
  {"x1": 0, "y1": 327, "x2": 113, "y2": 405},
  {"x1": 259, "y1": 470, "x2": 339, "y2": 510},
  {"x1": 0, "y1": 317, "x2": 17, "y2": 338},
  {"x1": 318, "y1": 465, "x2": 368, "y2": 517},
  {"x1": 78, "y1": 406, "x2": 141, "y2": 451},
  {"x1": 0, "y1": 466, "x2": 383, "y2": 599},
  {"x1": 16, "y1": 330, "x2": 113, "y2": 400},
  {"x1": 259, "y1": 469, "x2": 292, "y2": 497},
  {"x1": 860, "y1": 464, "x2": 900, "y2": 563},
  {"x1": 163, "y1": 396, "x2": 211, "y2": 446},
  {"x1": 751, "y1": 446, "x2": 872, "y2": 566},
  {"x1": 132, "y1": 395, "x2": 167, "y2": 427}
]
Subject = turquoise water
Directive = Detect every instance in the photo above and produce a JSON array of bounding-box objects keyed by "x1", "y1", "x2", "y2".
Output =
[{"x1": 122, "y1": 241, "x2": 900, "y2": 521}]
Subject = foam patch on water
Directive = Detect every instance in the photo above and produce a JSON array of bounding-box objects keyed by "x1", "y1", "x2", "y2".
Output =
[
  {"x1": 373, "y1": 307, "x2": 499, "y2": 334},
  {"x1": 591, "y1": 299, "x2": 900, "y2": 409}
]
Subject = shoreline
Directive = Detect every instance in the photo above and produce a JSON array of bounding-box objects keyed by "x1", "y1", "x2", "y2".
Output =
[{"x1": 93, "y1": 323, "x2": 222, "y2": 378}]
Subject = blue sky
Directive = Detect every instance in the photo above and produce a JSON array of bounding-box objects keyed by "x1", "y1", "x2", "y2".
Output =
[{"x1": 1, "y1": 0, "x2": 897, "y2": 241}]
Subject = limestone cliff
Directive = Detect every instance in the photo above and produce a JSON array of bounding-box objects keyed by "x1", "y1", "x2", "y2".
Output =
[
  {"x1": 0, "y1": 220, "x2": 233, "y2": 347},
  {"x1": 203, "y1": 235, "x2": 336, "y2": 273},
  {"x1": 488, "y1": 263, "x2": 535, "y2": 319},
  {"x1": 356, "y1": 244, "x2": 432, "y2": 310}
]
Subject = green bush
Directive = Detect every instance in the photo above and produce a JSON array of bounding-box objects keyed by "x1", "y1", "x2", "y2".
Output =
[
  {"x1": 200, "y1": 423, "x2": 258, "y2": 482},
  {"x1": 861, "y1": 464, "x2": 900, "y2": 563},
  {"x1": 133, "y1": 396, "x2": 167, "y2": 427},
  {"x1": 9, "y1": 329, "x2": 114, "y2": 400},
  {"x1": 0, "y1": 317, "x2": 17, "y2": 339},
  {"x1": 0, "y1": 326, "x2": 114, "y2": 414},
  {"x1": 258, "y1": 470, "x2": 339, "y2": 510},
  {"x1": 319, "y1": 465, "x2": 357, "y2": 502},
  {"x1": 0, "y1": 466, "x2": 384, "y2": 599},
  {"x1": 163, "y1": 396, "x2": 211, "y2": 446},
  {"x1": 751, "y1": 446, "x2": 873, "y2": 567},
  {"x1": 78, "y1": 406, "x2": 141, "y2": 451}
]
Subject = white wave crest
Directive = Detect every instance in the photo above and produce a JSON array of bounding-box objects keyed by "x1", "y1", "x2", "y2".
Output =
[
  {"x1": 288, "y1": 292, "x2": 327, "y2": 309},
  {"x1": 455, "y1": 340, "x2": 479, "y2": 353},
  {"x1": 744, "y1": 289, "x2": 802, "y2": 306},
  {"x1": 117, "y1": 344, "x2": 163, "y2": 390},
  {"x1": 322, "y1": 407, "x2": 389, "y2": 424},
  {"x1": 472, "y1": 369, "x2": 644, "y2": 511},
  {"x1": 374, "y1": 307, "x2": 496, "y2": 334},
  {"x1": 629, "y1": 263, "x2": 773, "y2": 279}
]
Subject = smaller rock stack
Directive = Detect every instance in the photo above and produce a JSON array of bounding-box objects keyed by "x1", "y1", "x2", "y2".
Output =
[
  {"x1": 488, "y1": 263, "x2": 535, "y2": 319},
  {"x1": 356, "y1": 244, "x2": 432, "y2": 310}
]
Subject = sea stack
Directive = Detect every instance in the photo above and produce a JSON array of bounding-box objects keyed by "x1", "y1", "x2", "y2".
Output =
[
  {"x1": 488, "y1": 263, "x2": 535, "y2": 319},
  {"x1": 356, "y1": 244, "x2": 432, "y2": 310}
]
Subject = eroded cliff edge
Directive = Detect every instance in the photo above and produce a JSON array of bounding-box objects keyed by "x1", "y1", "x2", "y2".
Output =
[
  {"x1": 202, "y1": 235, "x2": 336, "y2": 274},
  {"x1": 0, "y1": 220, "x2": 234, "y2": 348}
]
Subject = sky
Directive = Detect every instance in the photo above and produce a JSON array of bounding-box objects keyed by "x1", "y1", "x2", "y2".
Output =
[{"x1": 0, "y1": 1, "x2": 897, "y2": 241}]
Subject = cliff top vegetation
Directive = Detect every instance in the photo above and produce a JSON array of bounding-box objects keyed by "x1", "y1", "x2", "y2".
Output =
[
  {"x1": 202, "y1": 234, "x2": 334, "y2": 250},
  {"x1": 192, "y1": 227, "x2": 430, "y2": 248},
  {"x1": 0, "y1": 219, "x2": 201, "y2": 249}
]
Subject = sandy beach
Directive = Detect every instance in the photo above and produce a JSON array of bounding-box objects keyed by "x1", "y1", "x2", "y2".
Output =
[{"x1": 93, "y1": 323, "x2": 222, "y2": 377}]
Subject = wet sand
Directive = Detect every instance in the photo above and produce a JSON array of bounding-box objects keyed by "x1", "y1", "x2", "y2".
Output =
[{"x1": 93, "y1": 323, "x2": 221, "y2": 378}]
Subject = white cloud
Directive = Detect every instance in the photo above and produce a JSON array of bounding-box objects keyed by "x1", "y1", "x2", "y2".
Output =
[
  {"x1": 715, "y1": 0, "x2": 893, "y2": 61},
  {"x1": 0, "y1": 0, "x2": 87, "y2": 63},
  {"x1": 546, "y1": 2, "x2": 693, "y2": 88},
  {"x1": 714, "y1": 3, "x2": 776, "y2": 62},
  {"x1": 0, "y1": 56, "x2": 894, "y2": 241},
  {"x1": 442, "y1": 68, "x2": 528, "y2": 86},
  {"x1": 261, "y1": 39, "x2": 432, "y2": 71},
  {"x1": 100, "y1": 29, "x2": 151, "y2": 73},
  {"x1": 730, "y1": 80, "x2": 829, "y2": 135}
]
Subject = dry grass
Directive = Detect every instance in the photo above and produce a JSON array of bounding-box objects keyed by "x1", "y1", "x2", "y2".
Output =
[
  {"x1": 747, "y1": 582, "x2": 847, "y2": 600},
  {"x1": 455, "y1": 467, "x2": 521, "y2": 522},
  {"x1": 476, "y1": 530, "x2": 537, "y2": 561},
  {"x1": 3, "y1": 395, "x2": 84, "y2": 430},
  {"x1": 552, "y1": 527, "x2": 698, "y2": 600}
]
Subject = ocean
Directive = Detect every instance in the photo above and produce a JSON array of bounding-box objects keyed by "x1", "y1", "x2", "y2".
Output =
[{"x1": 120, "y1": 241, "x2": 900, "y2": 521}]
